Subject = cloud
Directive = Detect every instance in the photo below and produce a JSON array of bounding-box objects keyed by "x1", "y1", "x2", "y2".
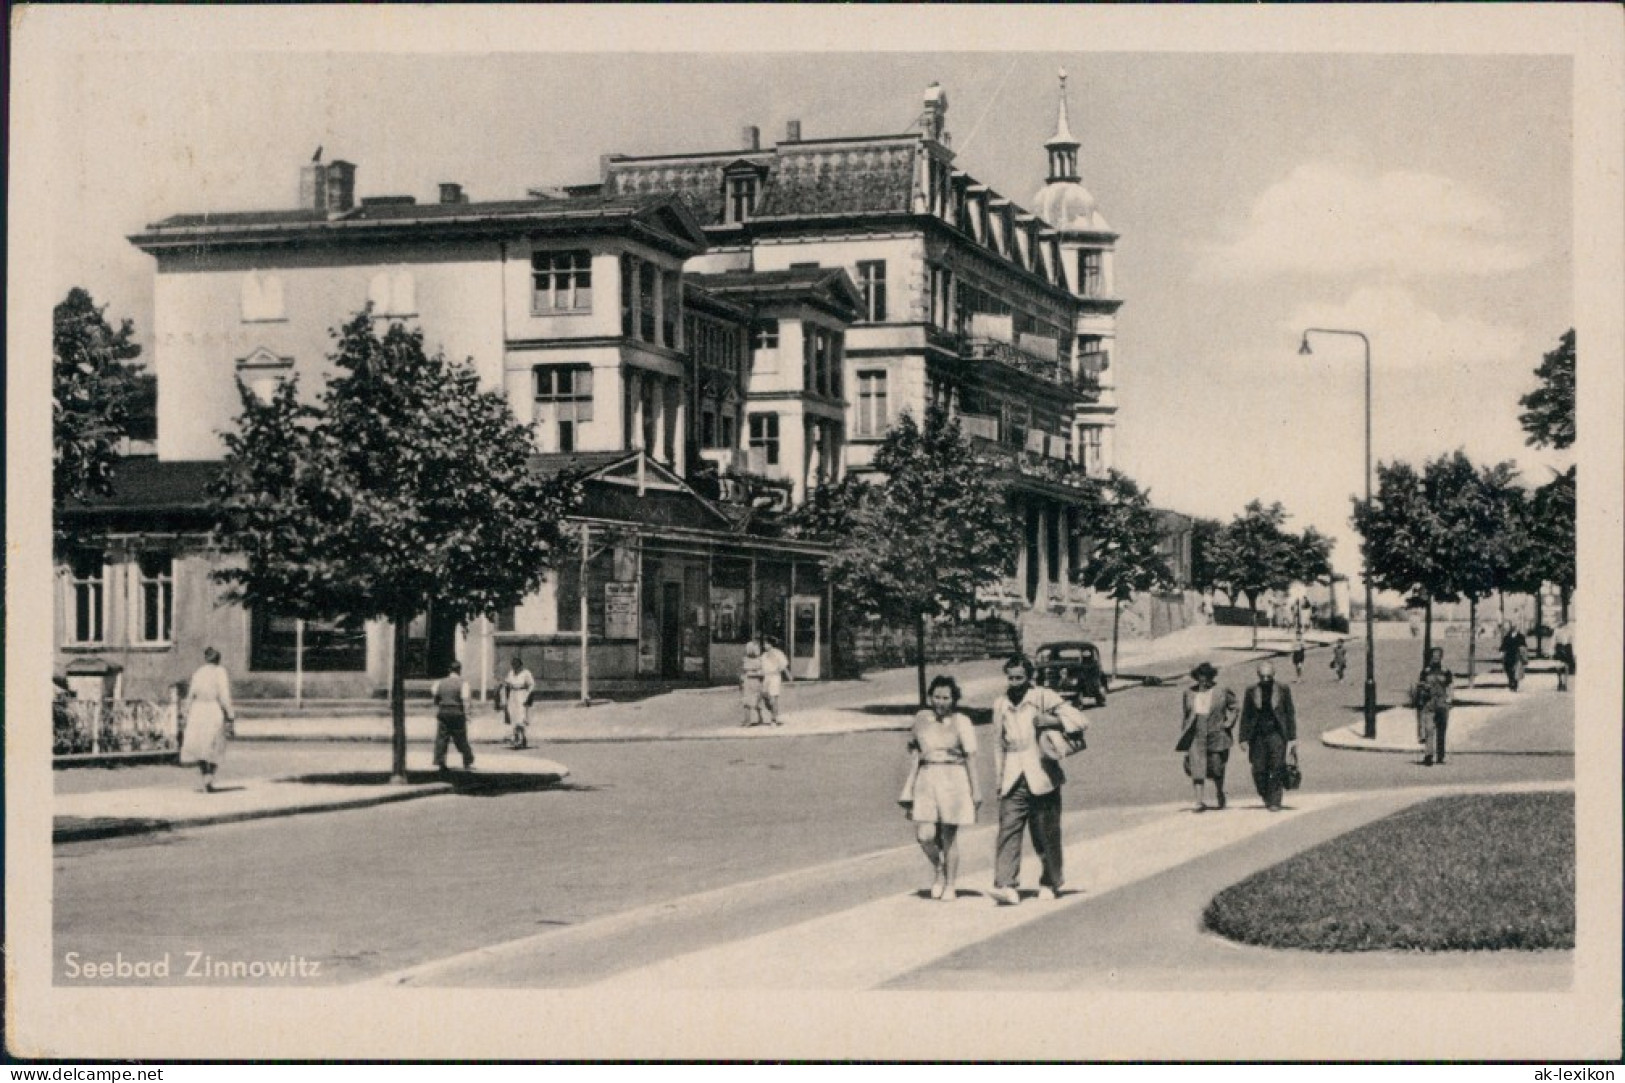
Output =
[
  {"x1": 1290, "y1": 285, "x2": 1525, "y2": 372},
  {"x1": 1199, "y1": 163, "x2": 1536, "y2": 280}
]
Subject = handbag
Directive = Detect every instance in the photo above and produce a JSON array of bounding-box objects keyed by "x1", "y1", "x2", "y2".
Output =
[
  {"x1": 1281, "y1": 746, "x2": 1303, "y2": 791},
  {"x1": 1039, "y1": 727, "x2": 1086, "y2": 760}
]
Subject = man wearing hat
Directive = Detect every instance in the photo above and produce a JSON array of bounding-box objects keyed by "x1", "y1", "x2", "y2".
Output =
[
  {"x1": 1238, "y1": 662, "x2": 1297, "y2": 811},
  {"x1": 1176, "y1": 662, "x2": 1238, "y2": 811}
]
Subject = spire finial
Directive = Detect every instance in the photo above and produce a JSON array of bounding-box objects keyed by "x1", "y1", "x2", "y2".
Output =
[{"x1": 1046, "y1": 66, "x2": 1078, "y2": 152}]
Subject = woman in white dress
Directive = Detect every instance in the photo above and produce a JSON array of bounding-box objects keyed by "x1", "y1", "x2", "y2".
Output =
[
  {"x1": 180, "y1": 647, "x2": 235, "y2": 792},
  {"x1": 501, "y1": 656, "x2": 535, "y2": 750},
  {"x1": 902, "y1": 675, "x2": 981, "y2": 901}
]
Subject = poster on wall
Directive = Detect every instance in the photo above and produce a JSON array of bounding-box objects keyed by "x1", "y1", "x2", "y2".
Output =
[{"x1": 604, "y1": 582, "x2": 639, "y2": 641}]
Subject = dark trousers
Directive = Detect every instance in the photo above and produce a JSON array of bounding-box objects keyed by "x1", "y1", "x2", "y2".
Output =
[
  {"x1": 1430, "y1": 708, "x2": 1450, "y2": 763},
  {"x1": 994, "y1": 778, "x2": 1063, "y2": 891},
  {"x1": 434, "y1": 713, "x2": 474, "y2": 768},
  {"x1": 1249, "y1": 733, "x2": 1287, "y2": 808}
]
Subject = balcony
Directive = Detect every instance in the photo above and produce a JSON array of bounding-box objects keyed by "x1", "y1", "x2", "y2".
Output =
[
  {"x1": 930, "y1": 331, "x2": 1101, "y2": 402},
  {"x1": 967, "y1": 434, "x2": 1097, "y2": 493}
]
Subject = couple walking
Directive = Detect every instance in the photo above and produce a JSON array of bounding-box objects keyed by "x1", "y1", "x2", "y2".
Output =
[
  {"x1": 1176, "y1": 661, "x2": 1299, "y2": 813},
  {"x1": 901, "y1": 655, "x2": 1089, "y2": 905},
  {"x1": 740, "y1": 637, "x2": 792, "y2": 727}
]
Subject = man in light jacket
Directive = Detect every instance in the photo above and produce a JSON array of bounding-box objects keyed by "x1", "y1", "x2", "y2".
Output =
[{"x1": 989, "y1": 654, "x2": 1089, "y2": 906}]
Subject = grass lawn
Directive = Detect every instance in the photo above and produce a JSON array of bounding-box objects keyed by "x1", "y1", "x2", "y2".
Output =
[{"x1": 1204, "y1": 792, "x2": 1574, "y2": 952}]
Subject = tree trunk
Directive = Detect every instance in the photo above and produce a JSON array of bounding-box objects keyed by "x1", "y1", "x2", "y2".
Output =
[
  {"x1": 1466, "y1": 596, "x2": 1478, "y2": 688},
  {"x1": 390, "y1": 610, "x2": 410, "y2": 784},
  {"x1": 915, "y1": 612, "x2": 928, "y2": 707},
  {"x1": 1533, "y1": 592, "x2": 1544, "y2": 657},
  {"x1": 1560, "y1": 587, "x2": 1570, "y2": 625},
  {"x1": 1111, "y1": 597, "x2": 1122, "y2": 679},
  {"x1": 1248, "y1": 597, "x2": 1259, "y2": 649},
  {"x1": 1423, "y1": 598, "x2": 1434, "y2": 667}
]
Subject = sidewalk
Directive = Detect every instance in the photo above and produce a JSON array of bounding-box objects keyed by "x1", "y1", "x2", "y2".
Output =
[
  {"x1": 54, "y1": 753, "x2": 569, "y2": 843},
  {"x1": 232, "y1": 622, "x2": 1313, "y2": 745},
  {"x1": 1320, "y1": 666, "x2": 1573, "y2": 756}
]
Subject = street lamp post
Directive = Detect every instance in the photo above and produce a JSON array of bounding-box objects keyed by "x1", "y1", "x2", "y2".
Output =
[{"x1": 1299, "y1": 327, "x2": 1379, "y2": 739}]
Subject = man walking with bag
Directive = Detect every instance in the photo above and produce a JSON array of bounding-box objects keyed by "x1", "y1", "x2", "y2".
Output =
[
  {"x1": 989, "y1": 655, "x2": 1088, "y2": 906},
  {"x1": 1238, "y1": 662, "x2": 1296, "y2": 811}
]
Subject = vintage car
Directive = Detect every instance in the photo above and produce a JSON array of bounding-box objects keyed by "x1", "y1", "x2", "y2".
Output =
[{"x1": 1033, "y1": 640, "x2": 1110, "y2": 706}]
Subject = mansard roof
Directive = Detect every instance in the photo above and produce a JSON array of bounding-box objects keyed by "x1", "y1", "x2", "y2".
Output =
[{"x1": 130, "y1": 193, "x2": 709, "y2": 258}]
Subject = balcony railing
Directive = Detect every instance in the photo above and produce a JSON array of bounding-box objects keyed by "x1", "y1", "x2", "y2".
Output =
[
  {"x1": 965, "y1": 336, "x2": 1065, "y2": 384},
  {"x1": 967, "y1": 434, "x2": 1097, "y2": 492}
]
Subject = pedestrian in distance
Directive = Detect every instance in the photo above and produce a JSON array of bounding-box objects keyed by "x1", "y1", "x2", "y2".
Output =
[
  {"x1": 1238, "y1": 662, "x2": 1297, "y2": 812},
  {"x1": 501, "y1": 655, "x2": 534, "y2": 749},
  {"x1": 988, "y1": 654, "x2": 1088, "y2": 906},
  {"x1": 758, "y1": 635, "x2": 793, "y2": 726},
  {"x1": 431, "y1": 659, "x2": 475, "y2": 771},
  {"x1": 1291, "y1": 632, "x2": 1307, "y2": 680},
  {"x1": 899, "y1": 675, "x2": 982, "y2": 902},
  {"x1": 1329, "y1": 639, "x2": 1348, "y2": 682},
  {"x1": 1415, "y1": 646, "x2": 1453, "y2": 767},
  {"x1": 739, "y1": 640, "x2": 766, "y2": 727},
  {"x1": 179, "y1": 646, "x2": 235, "y2": 793},
  {"x1": 1499, "y1": 623, "x2": 1529, "y2": 692},
  {"x1": 1175, "y1": 662, "x2": 1238, "y2": 812},
  {"x1": 1553, "y1": 619, "x2": 1575, "y2": 691}
]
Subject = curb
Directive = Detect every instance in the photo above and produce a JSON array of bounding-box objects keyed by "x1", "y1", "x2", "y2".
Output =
[{"x1": 53, "y1": 781, "x2": 456, "y2": 844}]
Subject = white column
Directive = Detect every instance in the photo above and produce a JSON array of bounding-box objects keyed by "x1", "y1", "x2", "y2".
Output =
[
  {"x1": 673, "y1": 382, "x2": 687, "y2": 475},
  {"x1": 630, "y1": 370, "x2": 645, "y2": 451},
  {"x1": 653, "y1": 377, "x2": 669, "y2": 463},
  {"x1": 1036, "y1": 503, "x2": 1052, "y2": 591},
  {"x1": 1014, "y1": 498, "x2": 1030, "y2": 599}
]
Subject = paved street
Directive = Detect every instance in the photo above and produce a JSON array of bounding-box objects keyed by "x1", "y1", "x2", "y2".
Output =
[{"x1": 53, "y1": 634, "x2": 1574, "y2": 988}]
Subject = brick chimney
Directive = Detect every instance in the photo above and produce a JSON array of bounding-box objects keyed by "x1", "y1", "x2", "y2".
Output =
[
  {"x1": 438, "y1": 182, "x2": 466, "y2": 204},
  {"x1": 742, "y1": 125, "x2": 760, "y2": 151},
  {"x1": 300, "y1": 160, "x2": 327, "y2": 211},
  {"x1": 785, "y1": 119, "x2": 801, "y2": 143}
]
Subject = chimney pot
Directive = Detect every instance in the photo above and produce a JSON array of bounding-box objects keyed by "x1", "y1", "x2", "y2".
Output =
[
  {"x1": 786, "y1": 119, "x2": 802, "y2": 142},
  {"x1": 742, "y1": 125, "x2": 760, "y2": 151}
]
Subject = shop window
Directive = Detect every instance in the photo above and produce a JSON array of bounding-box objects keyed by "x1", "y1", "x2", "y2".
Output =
[
  {"x1": 531, "y1": 250, "x2": 593, "y2": 313},
  {"x1": 748, "y1": 412, "x2": 780, "y2": 467},
  {"x1": 534, "y1": 364, "x2": 594, "y2": 453},
  {"x1": 134, "y1": 552, "x2": 174, "y2": 645},
  {"x1": 66, "y1": 551, "x2": 105, "y2": 645},
  {"x1": 710, "y1": 557, "x2": 752, "y2": 643},
  {"x1": 250, "y1": 611, "x2": 366, "y2": 672}
]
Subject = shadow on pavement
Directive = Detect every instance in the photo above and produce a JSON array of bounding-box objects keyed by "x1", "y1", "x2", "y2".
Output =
[
  {"x1": 55, "y1": 817, "x2": 175, "y2": 843},
  {"x1": 288, "y1": 770, "x2": 577, "y2": 797}
]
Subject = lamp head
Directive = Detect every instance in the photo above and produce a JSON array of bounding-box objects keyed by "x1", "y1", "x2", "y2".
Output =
[{"x1": 1298, "y1": 334, "x2": 1313, "y2": 356}]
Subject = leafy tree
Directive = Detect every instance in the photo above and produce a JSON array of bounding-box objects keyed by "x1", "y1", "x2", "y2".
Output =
[
  {"x1": 1353, "y1": 460, "x2": 1445, "y2": 661},
  {"x1": 1205, "y1": 501, "x2": 1325, "y2": 648},
  {"x1": 1518, "y1": 329, "x2": 1575, "y2": 450},
  {"x1": 1507, "y1": 466, "x2": 1576, "y2": 648},
  {"x1": 210, "y1": 311, "x2": 583, "y2": 781},
  {"x1": 1423, "y1": 452, "x2": 1521, "y2": 684},
  {"x1": 53, "y1": 287, "x2": 145, "y2": 551},
  {"x1": 1187, "y1": 516, "x2": 1224, "y2": 596},
  {"x1": 788, "y1": 406, "x2": 1017, "y2": 704},
  {"x1": 1071, "y1": 471, "x2": 1173, "y2": 678}
]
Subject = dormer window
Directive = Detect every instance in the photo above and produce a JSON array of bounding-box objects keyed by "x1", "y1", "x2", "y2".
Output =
[{"x1": 722, "y1": 159, "x2": 767, "y2": 225}]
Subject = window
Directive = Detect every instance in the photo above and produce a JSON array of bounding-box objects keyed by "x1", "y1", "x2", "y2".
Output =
[
  {"x1": 1078, "y1": 250, "x2": 1104, "y2": 297},
  {"x1": 620, "y1": 254, "x2": 635, "y2": 336},
  {"x1": 241, "y1": 273, "x2": 285, "y2": 322},
  {"x1": 134, "y1": 553, "x2": 174, "y2": 644},
  {"x1": 368, "y1": 271, "x2": 417, "y2": 317},
  {"x1": 534, "y1": 364, "x2": 594, "y2": 453},
  {"x1": 750, "y1": 320, "x2": 779, "y2": 350},
  {"x1": 638, "y1": 262, "x2": 657, "y2": 341},
  {"x1": 1081, "y1": 425, "x2": 1105, "y2": 475},
  {"x1": 67, "y1": 551, "x2": 104, "y2": 645},
  {"x1": 719, "y1": 412, "x2": 737, "y2": 449},
  {"x1": 700, "y1": 409, "x2": 718, "y2": 449},
  {"x1": 250, "y1": 611, "x2": 367, "y2": 672},
  {"x1": 727, "y1": 175, "x2": 759, "y2": 223},
  {"x1": 857, "y1": 260, "x2": 887, "y2": 322},
  {"x1": 662, "y1": 270, "x2": 681, "y2": 347},
  {"x1": 531, "y1": 250, "x2": 592, "y2": 313},
  {"x1": 855, "y1": 370, "x2": 889, "y2": 437},
  {"x1": 928, "y1": 266, "x2": 953, "y2": 330},
  {"x1": 749, "y1": 412, "x2": 780, "y2": 466},
  {"x1": 1078, "y1": 336, "x2": 1108, "y2": 378}
]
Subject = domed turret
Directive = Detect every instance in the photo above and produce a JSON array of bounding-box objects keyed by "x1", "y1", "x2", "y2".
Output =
[{"x1": 1032, "y1": 69, "x2": 1110, "y2": 234}]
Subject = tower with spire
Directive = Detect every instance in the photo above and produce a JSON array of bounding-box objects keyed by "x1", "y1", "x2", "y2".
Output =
[{"x1": 1032, "y1": 67, "x2": 1120, "y2": 478}]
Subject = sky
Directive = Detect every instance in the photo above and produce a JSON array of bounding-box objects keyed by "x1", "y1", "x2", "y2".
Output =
[{"x1": 32, "y1": 13, "x2": 1580, "y2": 577}]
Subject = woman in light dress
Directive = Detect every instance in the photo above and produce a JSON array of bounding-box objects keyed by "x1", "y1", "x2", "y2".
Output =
[
  {"x1": 179, "y1": 647, "x2": 236, "y2": 793},
  {"x1": 902, "y1": 675, "x2": 981, "y2": 901},
  {"x1": 501, "y1": 655, "x2": 535, "y2": 749}
]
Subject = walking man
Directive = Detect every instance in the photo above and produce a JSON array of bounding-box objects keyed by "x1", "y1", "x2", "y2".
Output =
[
  {"x1": 1329, "y1": 639, "x2": 1348, "y2": 682},
  {"x1": 1499, "y1": 624, "x2": 1528, "y2": 692},
  {"x1": 1415, "y1": 646, "x2": 1454, "y2": 766},
  {"x1": 989, "y1": 655, "x2": 1088, "y2": 906},
  {"x1": 1238, "y1": 662, "x2": 1297, "y2": 811},
  {"x1": 431, "y1": 660, "x2": 475, "y2": 771},
  {"x1": 758, "y1": 636, "x2": 793, "y2": 726}
]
